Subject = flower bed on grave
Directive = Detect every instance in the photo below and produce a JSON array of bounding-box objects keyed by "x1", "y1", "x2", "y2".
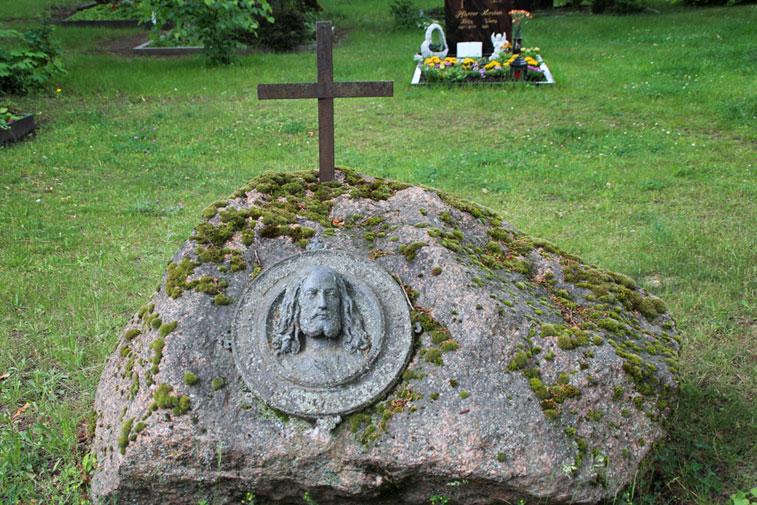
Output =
[
  {"x1": 411, "y1": 48, "x2": 554, "y2": 85},
  {"x1": 411, "y1": 9, "x2": 554, "y2": 86},
  {"x1": 1, "y1": 107, "x2": 35, "y2": 145},
  {"x1": 133, "y1": 34, "x2": 204, "y2": 56},
  {"x1": 63, "y1": 1, "x2": 144, "y2": 28}
]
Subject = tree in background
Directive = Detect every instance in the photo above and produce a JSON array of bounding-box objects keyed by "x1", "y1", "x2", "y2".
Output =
[{"x1": 139, "y1": 0, "x2": 274, "y2": 65}]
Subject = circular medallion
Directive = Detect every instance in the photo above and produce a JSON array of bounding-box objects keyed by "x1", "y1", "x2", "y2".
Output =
[{"x1": 232, "y1": 250, "x2": 413, "y2": 418}]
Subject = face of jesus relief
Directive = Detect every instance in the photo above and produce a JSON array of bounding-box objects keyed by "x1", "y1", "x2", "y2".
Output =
[
  {"x1": 297, "y1": 267, "x2": 342, "y2": 339},
  {"x1": 272, "y1": 264, "x2": 371, "y2": 356}
]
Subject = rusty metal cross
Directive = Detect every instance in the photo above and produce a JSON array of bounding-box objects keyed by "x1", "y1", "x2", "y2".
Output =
[{"x1": 257, "y1": 21, "x2": 393, "y2": 182}]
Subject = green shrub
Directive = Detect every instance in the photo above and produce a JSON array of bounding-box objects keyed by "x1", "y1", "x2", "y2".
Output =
[
  {"x1": 0, "y1": 24, "x2": 65, "y2": 95},
  {"x1": 140, "y1": 0, "x2": 274, "y2": 65},
  {"x1": 390, "y1": 0, "x2": 420, "y2": 30},
  {"x1": 251, "y1": 0, "x2": 319, "y2": 52}
]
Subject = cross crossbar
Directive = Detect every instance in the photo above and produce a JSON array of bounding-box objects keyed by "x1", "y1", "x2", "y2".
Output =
[
  {"x1": 257, "y1": 21, "x2": 393, "y2": 182},
  {"x1": 258, "y1": 81, "x2": 393, "y2": 100}
]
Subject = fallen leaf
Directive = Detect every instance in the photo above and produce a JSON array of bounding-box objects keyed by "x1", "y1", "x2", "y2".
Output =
[
  {"x1": 13, "y1": 403, "x2": 30, "y2": 420},
  {"x1": 0, "y1": 373, "x2": 9, "y2": 381},
  {"x1": 331, "y1": 218, "x2": 344, "y2": 227},
  {"x1": 370, "y1": 249, "x2": 392, "y2": 260},
  {"x1": 459, "y1": 409, "x2": 470, "y2": 414}
]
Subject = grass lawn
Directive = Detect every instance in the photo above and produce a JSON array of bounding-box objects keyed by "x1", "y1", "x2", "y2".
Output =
[{"x1": 0, "y1": 0, "x2": 755, "y2": 504}]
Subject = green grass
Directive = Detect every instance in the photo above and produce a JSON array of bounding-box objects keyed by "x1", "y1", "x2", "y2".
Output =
[
  {"x1": 1, "y1": 1, "x2": 755, "y2": 504},
  {"x1": 0, "y1": 0, "x2": 80, "y2": 20}
]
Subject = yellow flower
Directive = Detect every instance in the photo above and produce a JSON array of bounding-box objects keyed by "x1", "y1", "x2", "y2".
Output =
[
  {"x1": 525, "y1": 57, "x2": 539, "y2": 66},
  {"x1": 424, "y1": 56, "x2": 442, "y2": 66},
  {"x1": 443, "y1": 57, "x2": 457, "y2": 64},
  {"x1": 56, "y1": 88, "x2": 61, "y2": 92},
  {"x1": 484, "y1": 61, "x2": 501, "y2": 70},
  {"x1": 461, "y1": 57, "x2": 477, "y2": 69}
]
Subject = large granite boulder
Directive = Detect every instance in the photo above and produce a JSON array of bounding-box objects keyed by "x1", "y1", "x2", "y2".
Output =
[{"x1": 92, "y1": 169, "x2": 680, "y2": 505}]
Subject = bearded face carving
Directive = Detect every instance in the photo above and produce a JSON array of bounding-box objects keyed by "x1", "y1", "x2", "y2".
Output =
[{"x1": 272, "y1": 266, "x2": 370, "y2": 356}]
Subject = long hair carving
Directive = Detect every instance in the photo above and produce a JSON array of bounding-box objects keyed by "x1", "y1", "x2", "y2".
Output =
[{"x1": 272, "y1": 266, "x2": 370, "y2": 355}]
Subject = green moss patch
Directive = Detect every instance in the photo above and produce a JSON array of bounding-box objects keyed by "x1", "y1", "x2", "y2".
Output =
[
  {"x1": 165, "y1": 258, "x2": 200, "y2": 298},
  {"x1": 212, "y1": 377, "x2": 226, "y2": 390},
  {"x1": 345, "y1": 383, "x2": 422, "y2": 445},
  {"x1": 149, "y1": 337, "x2": 164, "y2": 366},
  {"x1": 158, "y1": 321, "x2": 177, "y2": 337},
  {"x1": 411, "y1": 307, "x2": 456, "y2": 366},
  {"x1": 214, "y1": 293, "x2": 231, "y2": 306},
  {"x1": 118, "y1": 418, "x2": 134, "y2": 454},
  {"x1": 403, "y1": 241, "x2": 427, "y2": 262},
  {"x1": 152, "y1": 383, "x2": 190, "y2": 416},
  {"x1": 124, "y1": 329, "x2": 140, "y2": 341},
  {"x1": 424, "y1": 348, "x2": 442, "y2": 366}
]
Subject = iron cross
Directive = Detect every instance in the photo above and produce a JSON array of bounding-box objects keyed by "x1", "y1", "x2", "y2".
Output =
[{"x1": 257, "y1": 21, "x2": 393, "y2": 182}]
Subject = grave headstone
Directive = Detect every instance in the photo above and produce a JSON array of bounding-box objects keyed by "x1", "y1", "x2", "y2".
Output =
[
  {"x1": 91, "y1": 169, "x2": 681, "y2": 505},
  {"x1": 445, "y1": 0, "x2": 513, "y2": 56}
]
